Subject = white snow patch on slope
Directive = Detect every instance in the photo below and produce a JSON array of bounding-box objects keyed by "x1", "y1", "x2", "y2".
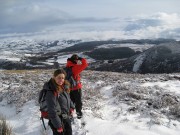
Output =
[{"x1": 133, "y1": 53, "x2": 146, "y2": 72}]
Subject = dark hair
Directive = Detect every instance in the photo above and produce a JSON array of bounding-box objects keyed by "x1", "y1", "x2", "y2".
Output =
[
  {"x1": 53, "y1": 69, "x2": 66, "y2": 77},
  {"x1": 71, "y1": 54, "x2": 78, "y2": 61}
]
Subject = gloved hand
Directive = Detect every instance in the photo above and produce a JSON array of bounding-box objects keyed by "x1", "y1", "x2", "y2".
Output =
[
  {"x1": 70, "y1": 108, "x2": 74, "y2": 115},
  {"x1": 57, "y1": 127, "x2": 63, "y2": 133}
]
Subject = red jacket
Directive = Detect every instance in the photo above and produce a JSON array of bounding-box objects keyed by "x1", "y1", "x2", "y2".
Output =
[{"x1": 66, "y1": 58, "x2": 88, "y2": 90}]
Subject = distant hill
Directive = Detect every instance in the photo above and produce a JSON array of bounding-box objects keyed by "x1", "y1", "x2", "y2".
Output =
[
  {"x1": 91, "y1": 41, "x2": 180, "y2": 73},
  {"x1": 84, "y1": 47, "x2": 139, "y2": 60},
  {"x1": 0, "y1": 38, "x2": 179, "y2": 73},
  {"x1": 59, "y1": 38, "x2": 175, "y2": 53}
]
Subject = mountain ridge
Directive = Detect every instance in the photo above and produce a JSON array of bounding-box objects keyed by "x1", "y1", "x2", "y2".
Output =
[{"x1": 0, "y1": 38, "x2": 179, "y2": 73}]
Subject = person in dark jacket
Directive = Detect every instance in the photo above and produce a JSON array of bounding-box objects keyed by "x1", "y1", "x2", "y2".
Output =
[
  {"x1": 66, "y1": 54, "x2": 88, "y2": 119},
  {"x1": 43, "y1": 69, "x2": 75, "y2": 135}
]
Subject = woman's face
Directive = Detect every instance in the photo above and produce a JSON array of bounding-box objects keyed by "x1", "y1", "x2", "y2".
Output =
[{"x1": 54, "y1": 73, "x2": 65, "y2": 86}]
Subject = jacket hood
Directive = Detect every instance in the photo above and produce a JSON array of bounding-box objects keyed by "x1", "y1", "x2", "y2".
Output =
[{"x1": 43, "y1": 78, "x2": 57, "y2": 91}]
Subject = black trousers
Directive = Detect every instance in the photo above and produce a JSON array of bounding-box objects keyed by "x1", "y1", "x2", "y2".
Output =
[
  {"x1": 70, "y1": 89, "x2": 82, "y2": 113},
  {"x1": 49, "y1": 118, "x2": 72, "y2": 135}
]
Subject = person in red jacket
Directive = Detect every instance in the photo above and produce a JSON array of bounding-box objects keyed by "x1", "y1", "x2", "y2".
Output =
[{"x1": 66, "y1": 54, "x2": 88, "y2": 119}]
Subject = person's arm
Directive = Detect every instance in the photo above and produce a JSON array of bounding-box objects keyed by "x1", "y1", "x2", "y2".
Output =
[
  {"x1": 46, "y1": 91, "x2": 62, "y2": 129},
  {"x1": 72, "y1": 58, "x2": 88, "y2": 76},
  {"x1": 70, "y1": 99, "x2": 75, "y2": 109},
  {"x1": 69, "y1": 98, "x2": 75, "y2": 115}
]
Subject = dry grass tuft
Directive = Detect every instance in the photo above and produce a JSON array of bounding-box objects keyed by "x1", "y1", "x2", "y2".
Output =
[{"x1": 0, "y1": 114, "x2": 13, "y2": 135}]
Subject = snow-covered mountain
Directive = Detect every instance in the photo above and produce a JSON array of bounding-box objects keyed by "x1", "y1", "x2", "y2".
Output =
[
  {"x1": 93, "y1": 41, "x2": 180, "y2": 73},
  {"x1": 133, "y1": 42, "x2": 180, "y2": 73},
  {"x1": 0, "y1": 70, "x2": 180, "y2": 135},
  {"x1": 1, "y1": 38, "x2": 178, "y2": 74},
  {"x1": 0, "y1": 39, "x2": 81, "y2": 69}
]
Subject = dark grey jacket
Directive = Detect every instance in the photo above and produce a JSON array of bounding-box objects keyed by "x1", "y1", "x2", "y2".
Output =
[
  {"x1": 43, "y1": 79, "x2": 62, "y2": 129},
  {"x1": 43, "y1": 78, "x2": 74, "y2": 129},
  {"x1": 59, "y1": 91, "x2": 75, "y2": 115}
]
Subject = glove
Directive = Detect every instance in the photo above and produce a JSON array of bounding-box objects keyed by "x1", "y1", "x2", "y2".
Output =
[
  {"x1": 57, "y1": 127, "x2": 63, "y2": 133},
  {"x1": 70, "y1": 108, "x2": 74, "y2": 115},
  {"x1": 78, "y1": 57, "x2": 82, "y2": 60}
]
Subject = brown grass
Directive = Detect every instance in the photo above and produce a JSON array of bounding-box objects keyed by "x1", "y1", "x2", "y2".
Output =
[
  {"x1": 0, "y1": 114, "x2": 13, "y2": 135},
  {"x1": 1, "y1": 69, "x2": 53, "y2": 74}
]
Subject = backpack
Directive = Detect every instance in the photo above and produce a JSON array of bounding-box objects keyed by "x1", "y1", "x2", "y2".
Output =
[
  {"x1": 63, "y1": 67, "x2": 77, "y2": 88},
  {"x1": 38, "y1": 89, "x2": 49, "y2": 119}
]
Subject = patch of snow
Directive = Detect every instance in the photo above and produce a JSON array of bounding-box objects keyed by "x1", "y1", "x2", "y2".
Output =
[
  {"x1": 133, "y1": 53, "x2": 146, "y2": 72},
  {"x1": 141, "y1": 80, "x2": 180, "y2": 95}
]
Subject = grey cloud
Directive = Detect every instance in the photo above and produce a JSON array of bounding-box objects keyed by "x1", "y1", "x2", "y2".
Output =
[
  {"x1": 0, "y1": 3, "x2": 72, "y2": 33},
  {"x1": 124, "y1": 13, "x2": 180, "y2": 32},
  {"x1": 159, "y1": 28, "x2": 180, "y2": 39},
  {"x1": 0, "y1": 0, "x2": 114, "y2": 34},
  {"x1": 124, "y1": 19, "x2": 162, "y2": 31}
]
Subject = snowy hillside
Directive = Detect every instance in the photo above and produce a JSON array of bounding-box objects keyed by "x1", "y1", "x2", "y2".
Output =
[
  {"x1": 93, "y1": 41, "x2": 180, "y2": 73},
  {"x1": 0, "y1": 70, "x2": 180, "y2": 135},
  {"x1": 0, "y1": 38, "x2": 177, "y2": 72},
  {"x1": 0, "y1": 39, "x2": 79, "y2": 62}
]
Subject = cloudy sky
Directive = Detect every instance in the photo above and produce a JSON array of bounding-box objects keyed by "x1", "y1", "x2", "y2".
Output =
[{"x1": 0, "y1": 0, "x2": 180, "y2": 40}]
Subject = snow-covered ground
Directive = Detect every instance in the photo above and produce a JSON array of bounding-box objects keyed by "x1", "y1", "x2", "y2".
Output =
[
  {"x1": 0, "y1": 40, "x2": 76, "y2": 63},
  {"x1": 0, "y1": 70, "x2": 180, "y2": 135},
  {"x1": 97, "y1": 43, "x2": 155, "y2": 52}
]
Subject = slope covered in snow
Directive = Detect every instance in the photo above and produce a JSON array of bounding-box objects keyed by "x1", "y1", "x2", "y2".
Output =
[
  {"x1": 93, "y1": 41, "x2": 180, "y2": 73},
  {"x1": 0, "y1": 70, "x2": 180, "y2": 135}
]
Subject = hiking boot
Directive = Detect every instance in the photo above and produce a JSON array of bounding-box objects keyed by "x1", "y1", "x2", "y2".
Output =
[{"x1": 77, "y1": 111, "x2": 83, "y2": 119}]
